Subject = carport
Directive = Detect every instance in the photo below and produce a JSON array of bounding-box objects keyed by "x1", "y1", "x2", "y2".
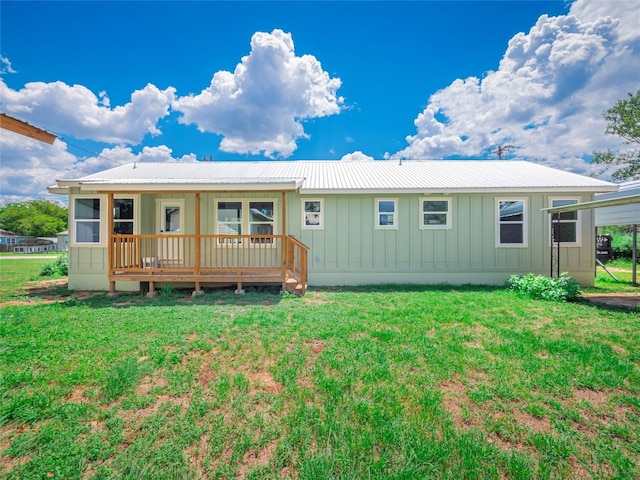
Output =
[{"x1": 543, "y1": 184, "x2": 640, "y2": 286}]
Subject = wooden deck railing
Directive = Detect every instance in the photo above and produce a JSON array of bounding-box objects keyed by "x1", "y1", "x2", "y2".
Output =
[{"x1": 110, "y1": 234, "x2": 307, "y2": 292}]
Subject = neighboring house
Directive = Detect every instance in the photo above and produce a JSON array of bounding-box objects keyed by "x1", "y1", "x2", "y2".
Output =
[
  {"x1": 13, "y1": 237, "x2": 57, "y2": 253},
  {"x1": 0, "y1": 230, "x2": 58, "y2": 253},
  {"x1": 48, "y1": 160, "x2": 617, "y2": 295},
  {"x1": 0, "y1": 230, "x2": 25, "y2": 252}
]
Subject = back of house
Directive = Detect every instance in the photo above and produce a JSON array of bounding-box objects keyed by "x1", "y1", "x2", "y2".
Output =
[{"x1": 49, "y1": 160, "x2": 617, "y2": 293}]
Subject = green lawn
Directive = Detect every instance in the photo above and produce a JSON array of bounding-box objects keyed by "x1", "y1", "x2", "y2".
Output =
[{"x1": 0, "y1": 259, "x2": 638, "y2": 479}]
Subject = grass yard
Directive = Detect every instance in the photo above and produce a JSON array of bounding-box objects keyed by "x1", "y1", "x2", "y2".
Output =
[{"x1": 0, "y1": 259, "x2": 638, "y2": 479}]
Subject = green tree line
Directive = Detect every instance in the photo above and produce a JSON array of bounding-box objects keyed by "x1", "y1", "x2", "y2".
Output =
[{"x1": 0, "y1": 200, "x2": 68, "y2": 237}]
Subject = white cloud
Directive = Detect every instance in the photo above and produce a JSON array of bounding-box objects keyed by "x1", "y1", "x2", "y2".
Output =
[
  {"x1": 0, "y1": 129, "x2": 195, "y2": 203},
  {"x1": 392, "y1": 0, "x2": 640, "y2": 177},
  {"x1": 173, "y1": 29, "x2": 343, "y2": 158},
  {"x1": 340, "y1": 151, "x2": 375, "y2": 162},
  {"x1": 0, "y1": 56, "x2": 16, "y2": 74},
  {"x1": 0, "y1": 79, "x2": 175, "y2": 145}
]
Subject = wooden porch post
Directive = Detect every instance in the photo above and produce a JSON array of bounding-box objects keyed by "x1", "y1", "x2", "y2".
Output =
[
  {"x1": 107, "y1": 192, "x2": 116, "y2": 296},
  {"x1": 194, "y1": 193, "x2": 202, "y2": 294},
  {"x1": 281, "y1": 191, "x2": 287, "y2": 290}
]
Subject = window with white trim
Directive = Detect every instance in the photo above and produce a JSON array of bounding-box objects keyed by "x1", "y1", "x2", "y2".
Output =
[
  {"x1": 376, "y1": 199, "x2": 397, "y2": 229},
  {"x1": 215, "y1": 199, "x2": 276, "y2": 244},
  {"x1": 302, "y1": 199, "x2": 324, "y2": 229},
  {"x1": 550, "y1": 198, "x2": 581, "y2": 245},
  {"x1": 74, "y1": 197, "x2": 101, "y2": 244},
  {"x1": 113, "y1": 198, "x2": 135, "y2": 234},
  {"x1": 249, "y1": 201, "x2": 275, "y2": 244},
  {"x1": 420, "y1": 198, "x2": 451, "y2": 229},
  {"x1": 497, "y1": 199, "x2": 527, "y2": 246}
]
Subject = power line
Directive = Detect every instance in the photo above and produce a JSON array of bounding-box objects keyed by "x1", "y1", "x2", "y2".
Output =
[
  {"x1": 492, "y1": 144, "x2": 515, "y2": 160},
  {"x1": 1, "y1": 129, "x2": 124, "y2": 167}
]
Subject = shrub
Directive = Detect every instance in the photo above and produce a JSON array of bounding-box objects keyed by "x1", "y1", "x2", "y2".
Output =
[
  {"x1": 506, "y1": 273, "x2": 581, "y2": 302},
  {"x1": 611, "y1": 232, "x2": 634, "y2": 259},
  {"x1": 39, "y1": 253, "x2": 68, "y2": 277}
]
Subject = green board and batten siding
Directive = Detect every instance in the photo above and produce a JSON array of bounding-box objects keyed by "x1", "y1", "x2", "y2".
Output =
[
  {"x1": 292, "y1": 192, "x2": 596, "y2": 286},
  {"x1": 68, "y1": 189, "x2": 596, "y2": 290}
]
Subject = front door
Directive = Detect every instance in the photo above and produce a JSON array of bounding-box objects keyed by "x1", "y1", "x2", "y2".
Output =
[{"x1": 156, "y1": 200, "x2": 184, "y2": 266}]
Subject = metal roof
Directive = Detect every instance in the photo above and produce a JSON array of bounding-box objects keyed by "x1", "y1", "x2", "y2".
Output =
[{"x1": 51, "y1": 160, "x2": 618, "y2": 194}]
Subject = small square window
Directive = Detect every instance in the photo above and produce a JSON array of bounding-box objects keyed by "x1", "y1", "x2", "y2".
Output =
[{"x1": 420, "y1": 198, "x2": 451, "y2": 229}]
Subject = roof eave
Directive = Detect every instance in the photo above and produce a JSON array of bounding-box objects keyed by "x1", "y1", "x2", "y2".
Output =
[
  {"x1": 300, "y1": 186, "x2": 619, "y2": 195},
  {"x1": 74, "y1": 180, "x2": 303, "y2": 192}
]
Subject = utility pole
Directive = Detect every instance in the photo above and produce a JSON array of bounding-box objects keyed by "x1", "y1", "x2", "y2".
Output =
[{"x1": 492, "y1": 144, "x2": 515, "y2": 160}]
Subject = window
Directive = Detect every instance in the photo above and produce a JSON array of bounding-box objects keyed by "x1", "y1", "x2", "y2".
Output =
[
  {"x1": 113, "y1": 198, "x2": 135, "y2": 234},
  {"x1": 74, "y1": 197, "x2": 101, "y2": 244},
  {"x1": 215, "y1": 199, "x2": 276, "y2": 244},
  {"x1": 302, "y1": 199, "x2": 324, "y2": 229},
  {"x1": 497, "y1": 199, "x2": 527, "y2": 246},
  {"x1": 376, "y1": 199, "x2": 397, "y2": 229},
  {"x1": 217, "y1": 201, "x2": 242, "y2": 244},
  {"x1": 420, "y1": 198, "x2": 451, "y2": 229},
  {"x1": 550, "y1": 198, "x2": 580, "y2": 245},
  {"x1": 249, "y1": 201, "x2": 275, "y2": 244}
]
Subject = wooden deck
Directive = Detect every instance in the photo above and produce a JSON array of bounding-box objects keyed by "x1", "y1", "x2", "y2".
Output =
[{"x1": 108, "y1": 234, "x2": 308, "y2": 295}]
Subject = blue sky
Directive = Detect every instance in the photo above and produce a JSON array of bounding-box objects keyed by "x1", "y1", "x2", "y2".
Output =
[{"x1": 1, "y1": 1, "x2": 639, "y2": 203}]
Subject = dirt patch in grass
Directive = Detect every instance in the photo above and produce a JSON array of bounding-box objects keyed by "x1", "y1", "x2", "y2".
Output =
[
  {"x1": 301, "y1": 292, "x2": 332, "y2": 305},
  {"x1": 187, "y1": 332, "x2": 199, "y2": 341},
  {"x1": 135, "y1": 374, "x2": 167, "y2": 396},
  {"x1": 0, "y1": 425, "x2": 34, "y2": 475},
  {"x1": 0, "y1": 278, "x2": 104, "y2": 306},
  {"x1": 581, "y1": 292, "x2": 640, "y2": 309},
  {"x1": 237, "y1": 438, "x2": 279, "y2": 479},
  {"x1": 184, "y1": 429, "x2": 212, "y2": 479},
  {"x1": 513, "y1": 409, "x2": 552, "y2": 435},
  {"x1": 247, "y1": 371, "x2": 283, "y2": 395},
  {"x1": 440, "y1": 378, "x2": 470, "y2": 429},
  {"x1": 573, "y1": 387, "x2": 609, "y2": 409},
  {"x1": 197, "y1": 350, "x2": 218, "y2": 389},
  {"x1": 66, "y1": 385, "x2": 91, "y2": 403},
  {"x1": 298, "y1": 340, "x2": 325, "y2": 390}
]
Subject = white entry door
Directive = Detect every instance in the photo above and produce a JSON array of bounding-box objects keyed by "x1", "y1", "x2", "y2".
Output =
[{"x1": 156, "y1": 200, "x2": 184, "y2": 266}]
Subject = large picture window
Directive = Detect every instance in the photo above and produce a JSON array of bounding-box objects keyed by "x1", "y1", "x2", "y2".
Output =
[
  {"x1": 215, "y1": 199, "x2": 276, "y2": 244},
  {"x1": 497, "y1": 199, "x2": 527, "y2": 246},
  {"x1": 420, "y1": 198, "x2": 451, "y2": 229},
  {"x1": 376, "y1": 199, "x2": 397, "y2": 229},
  {"x1": 302, "y1": 199, "x2": 324, "y2": 229},
  {"x1": 74, "y1": 197, "x2": 101, "y2": 244},
  {"x1": 550, "y1": 198, "x2": 580, "y2": 245}
]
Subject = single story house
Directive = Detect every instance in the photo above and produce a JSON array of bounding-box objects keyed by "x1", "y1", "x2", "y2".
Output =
[
  {"x1": 48, "y1": 160, "x2": 617, "y2": 295},
  {"x1": 0, "y1": 230, "x2": 25, "y2": 252},
  {"x1": 0, "y1": 230, "x2": 59, "y2": 253}
]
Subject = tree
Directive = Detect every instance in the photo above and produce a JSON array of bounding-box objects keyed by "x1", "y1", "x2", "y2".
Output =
[
  {"x1": 592, "y1": 90, "x2": 640, "y2": 181},
  {"x1": 0, "y1": 200, "x2": 68, "y2": 237}
]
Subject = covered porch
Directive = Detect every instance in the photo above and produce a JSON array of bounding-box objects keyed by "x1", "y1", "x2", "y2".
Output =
[{"x1": 105, "y1": 191, "x2": 308, "y2": 296}]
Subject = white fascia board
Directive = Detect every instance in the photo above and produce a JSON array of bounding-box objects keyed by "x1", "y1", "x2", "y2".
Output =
[
  {"x1": 47, "y1": 186, "x2": 69, "y2": 195},
  {"x1": 77, "y1": 181, "x2": 302, "y2": 192},
  {"x1": 300, "y1": 186, "x2": 619, "y2": 195}
]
